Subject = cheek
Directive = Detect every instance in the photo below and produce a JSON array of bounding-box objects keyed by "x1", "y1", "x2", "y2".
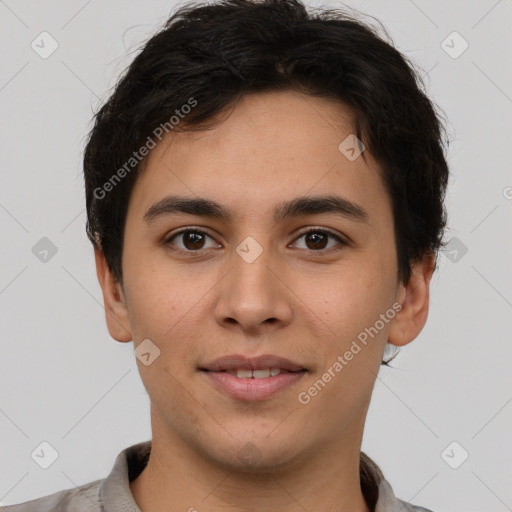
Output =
[
  {"x1": 295, "y1": 274, "x2": 392, "y2": 422},
  {"x1": 126, "y1": 275, "x2": 196, "y2": 402},
  {"x1": 293, "y1": 257, "x2": 397, "y2": 385},
  {"x1": 124, "y1": 264, "x2": 209, "y2": 377},
  {"x1": 123, "y1": 263, "x2": 180, "y2": 348},
  {"x1": 302, "y1": 260, "x2": 395, "y2": 337}
]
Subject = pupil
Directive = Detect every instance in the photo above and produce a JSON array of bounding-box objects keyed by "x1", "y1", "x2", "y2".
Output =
[
  {"x1": 185, "y1": 232, "x2": 204, "y2": 250},
  {"x1": 307, "y1": 232, "x2": 327, "y2": 250}
]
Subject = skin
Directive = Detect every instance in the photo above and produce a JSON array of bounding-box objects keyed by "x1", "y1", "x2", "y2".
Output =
[{"x1": 95, "y1": 90, "x2": 435, "y2": 512}]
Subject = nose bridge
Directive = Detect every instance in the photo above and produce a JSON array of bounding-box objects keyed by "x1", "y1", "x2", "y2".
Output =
[
  {"x1": 215, "y1": 234, "x2": 292, "y2": 330},
  {"x1": 231, "y1": 236, "x2": 278, "y2": 305},
  {"x1": 234, "y1": 241, "x2": 273, "y2": 294}
]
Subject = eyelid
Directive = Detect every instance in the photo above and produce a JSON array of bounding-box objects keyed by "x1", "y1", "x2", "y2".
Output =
[
  {"x1": 290, "y1": 226, "x2": 349, "y2": 252},
  {"x1": 293, "y1": 226, "x2": 349, "y2": 244},
  {"x1": 164, "y1": 226, "x2": 219, "y2": 246}
]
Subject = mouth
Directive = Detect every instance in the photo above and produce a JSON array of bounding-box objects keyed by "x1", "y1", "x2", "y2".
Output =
[
  {"x1": 199, "y1": 354, "x2": 307, "y2": 401},
  {"x1": 199, "y1": 354, "x2": 307, "y2": 373},
  {"x1": 200, "y1": 368, "x2": 306, "y2": 378}
]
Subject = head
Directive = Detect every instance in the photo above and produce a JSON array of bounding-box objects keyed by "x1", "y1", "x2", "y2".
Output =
[{"x1": 86, "y1": 0, "x2": 448, "y2": 472}]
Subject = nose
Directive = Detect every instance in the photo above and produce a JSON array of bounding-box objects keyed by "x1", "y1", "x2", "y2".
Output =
[{"x1": 214, "y1": 242, "x2": 293, "y2": 336}]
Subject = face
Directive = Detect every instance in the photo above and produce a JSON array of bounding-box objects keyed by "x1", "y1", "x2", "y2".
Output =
[{"x1": 97, "y1": 90, "x2": 432, "y2": 470}]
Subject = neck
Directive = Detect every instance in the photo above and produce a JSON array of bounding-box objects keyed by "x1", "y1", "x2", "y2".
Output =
[{"x1": 130, "y1": 418, "x2": 372, "y2": 512}]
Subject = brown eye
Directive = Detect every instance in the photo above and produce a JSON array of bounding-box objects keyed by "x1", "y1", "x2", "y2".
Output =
[
  {"x1": 304, "y1": 232, "x2": 328, "y2": 250},
  {"x1": 293, "y1": 229, "x2": 346, "y2": 252},
  {"x1": 181, "y1": 231, "x2": 206, "y2": 250},
  {"x1": 165, "y1": 229, "x2": 220, "y2": 252}
]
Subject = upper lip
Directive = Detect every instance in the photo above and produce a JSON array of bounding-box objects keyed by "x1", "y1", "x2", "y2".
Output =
[{"x1": 200, "y1": 354, "x2": 306, "y2": 372}]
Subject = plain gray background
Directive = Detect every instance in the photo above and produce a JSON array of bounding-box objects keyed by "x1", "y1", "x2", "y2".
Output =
[{"x1": 0, "y1": 0, "x2": 511, "y2": 510}]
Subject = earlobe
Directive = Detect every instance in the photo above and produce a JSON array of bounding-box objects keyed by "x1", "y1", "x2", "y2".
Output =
[
  {"x1": 387, "y1": 252, "x2": 436, "y2": 347},
  {"x1": 94, "y1": 247, "x2": 133, "y2": 343}
]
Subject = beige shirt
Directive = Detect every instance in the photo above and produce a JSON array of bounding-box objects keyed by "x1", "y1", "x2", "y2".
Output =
[{"x1": 1, "y1": 441, "x2": 433, "y2": 512}]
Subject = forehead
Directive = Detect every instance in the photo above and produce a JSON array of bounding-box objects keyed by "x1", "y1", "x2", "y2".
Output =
[{"x1": 128, "y1": 90, "x2": 390, "y2": 224}]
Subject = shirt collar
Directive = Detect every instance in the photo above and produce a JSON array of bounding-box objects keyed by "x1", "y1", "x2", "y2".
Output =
[{"x1": 98, "y1": 441, "x2": 417, "y2": 512}]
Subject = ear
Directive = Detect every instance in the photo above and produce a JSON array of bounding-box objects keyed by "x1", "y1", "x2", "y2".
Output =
[
  {"x1": 94, "y1": 246, "x2": 132, "y2": 343},
  {"x1": 388, "y1": 252, "x2": 436, "y2": 347}
]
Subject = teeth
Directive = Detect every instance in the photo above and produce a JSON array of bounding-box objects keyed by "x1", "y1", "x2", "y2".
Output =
[
  {"x1": 233, "y1": 368, "x2": 282, "y2": 378},
  {"x1": 253, "y1": 369, "x2": 270, "y2": 379},
  {"x1": 236, "y1": 369, "x2": 253, "y2": 378}
]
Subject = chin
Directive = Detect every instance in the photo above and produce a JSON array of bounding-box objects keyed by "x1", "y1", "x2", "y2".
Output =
[{"x1": 197, "y1": 434, "x2": 305, "y2": 474}]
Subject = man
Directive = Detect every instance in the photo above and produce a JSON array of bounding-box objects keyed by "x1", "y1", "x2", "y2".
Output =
[{"x1": 3, "y1": 0, "x2": 448, "y2": 510}]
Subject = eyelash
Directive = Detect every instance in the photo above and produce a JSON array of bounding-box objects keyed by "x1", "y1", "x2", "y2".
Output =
[{"x1": 163, "y1": 226, "x2": 348, "y2": 255}]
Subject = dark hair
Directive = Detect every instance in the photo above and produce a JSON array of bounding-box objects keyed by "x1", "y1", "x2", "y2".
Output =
[{"x1": 84, "y1": 0, "x2": 449, "y2": 289}]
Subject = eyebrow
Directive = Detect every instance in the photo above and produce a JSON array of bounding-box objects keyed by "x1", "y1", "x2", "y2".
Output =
[{"x1": 143, "y1": 194, "x2": 369, "y2": 225}]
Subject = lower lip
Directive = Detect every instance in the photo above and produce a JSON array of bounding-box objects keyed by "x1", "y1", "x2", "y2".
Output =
[{"x1": 201, "y1": 370, "x2": 306, "y2": 401}]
